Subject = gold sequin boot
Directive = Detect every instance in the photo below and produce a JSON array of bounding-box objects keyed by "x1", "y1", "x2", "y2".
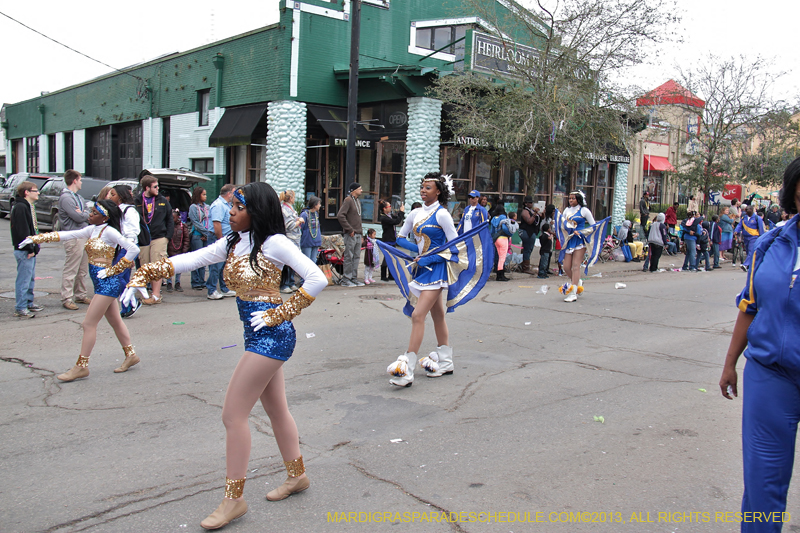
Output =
[
  {"x1": 266, "y1": 456, "x2": 309, "y2": 501},
  {"x1": 200, "y1": 477, "x2": 248, "y2": 530},
  {"x1": 114, "y1": 345, "x2": 140, "y2": 373},
  {"x1": 57, "y1": 355, "x2": 90, "y2": 382}
]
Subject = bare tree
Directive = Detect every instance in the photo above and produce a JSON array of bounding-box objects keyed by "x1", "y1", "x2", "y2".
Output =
[
  {"x1": 432, "y1": 0, "x2": 680, "y2": 169},
  {"x1": 671, "y1": 56, "x2": 792, "y2": 211}
]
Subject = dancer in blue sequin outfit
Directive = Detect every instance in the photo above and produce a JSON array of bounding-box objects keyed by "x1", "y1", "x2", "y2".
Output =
[
  {"x1": 19, "y1": 200, "x2": 140, "y2": 381},
  {"x1": 121, "y1": 182, "x2": 327, "y2": 530}
]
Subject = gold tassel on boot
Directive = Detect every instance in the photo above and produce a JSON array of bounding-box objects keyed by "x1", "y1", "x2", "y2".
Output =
[
  {"x1": 57, "y1": 355, "x2": 90, "y2": 382},
  {"x1": 266, "y1": 456, "x2": 310, "y2": 501},
  {"x1": 114, "y1": 345, "x2": 140, "y2": 373},
  {"x1": 200, "y1": 477, "x2": 248, "y2": 530}
]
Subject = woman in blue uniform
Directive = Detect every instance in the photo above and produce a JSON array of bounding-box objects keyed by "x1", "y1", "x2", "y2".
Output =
[
  {"x1": 121, "y1": 182, "x2": 327, "y2": 530},
  {"x1": 555, "y1": 191, "x2": 608, "y2": 302},
  {"x1": 19, "y1": 200, "x2": 140, "y2": 381},
  {"x1": 734, "y1": 205, "x2": 766, "y2": 272},
  {"x1": 383, "y1": 173, "x2": 460, "y2": 387},
  {"x1": 720, "y1": 156, "x2": 800, "y2": 533}
]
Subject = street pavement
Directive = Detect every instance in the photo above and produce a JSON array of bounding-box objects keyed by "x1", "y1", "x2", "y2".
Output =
[{"x1": 0, "y1": 216, "x2": 795, "y2": 533}]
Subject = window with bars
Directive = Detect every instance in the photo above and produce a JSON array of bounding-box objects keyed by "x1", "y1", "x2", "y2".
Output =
[{"x1": 26, "y1": 137, "x2": 39, "y2": 172}]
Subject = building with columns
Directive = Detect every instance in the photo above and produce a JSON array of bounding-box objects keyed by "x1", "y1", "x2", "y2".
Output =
[{"x1": 3, "y1": 0, "x2": 630, "y2": 232}]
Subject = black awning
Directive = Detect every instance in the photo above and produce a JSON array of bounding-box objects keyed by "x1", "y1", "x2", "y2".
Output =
[
  {"x1": 209, "y1": 104, "x2": 268, "y2": 147},
  {"x1": 306, "y1": 104, "x2": 379, "y2": 149}
]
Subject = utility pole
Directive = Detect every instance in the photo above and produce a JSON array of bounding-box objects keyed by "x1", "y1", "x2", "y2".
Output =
[{"x1": 345, "y1": 0, "x2": 361, "y2": 187}]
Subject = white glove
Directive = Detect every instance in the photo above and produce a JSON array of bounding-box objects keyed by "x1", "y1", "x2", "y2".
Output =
[
  {"x1": 97, "y1": 268, "x2": 109, "y2": 279},
  {"x1": 119, "y1": 286, "x2": 148, "y2": 307},
  {"x1": 250, "y1": 310, "x2": 268, "y2": 332},
  {"x1": 18, "y1": 238, "x2": 33, "y2": 249}
]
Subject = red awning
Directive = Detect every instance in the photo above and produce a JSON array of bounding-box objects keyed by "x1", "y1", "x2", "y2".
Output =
[{"x1": 644, "y1": 155, "x2": 675, "y2": 172}]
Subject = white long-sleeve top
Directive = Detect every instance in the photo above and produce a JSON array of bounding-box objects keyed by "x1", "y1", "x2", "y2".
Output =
[
  {"x1": 397, "y1": 202, "x2": 458, "y2": 243},
  {"x1": 119, "y1": 203, "x2": 141, "y2": 243},
  {"x1": 169, "y1": 232, "x2": 327, "y2": 298},
  {"x1": 56, "y1": 224, "x2": 140, "y2": 263}
]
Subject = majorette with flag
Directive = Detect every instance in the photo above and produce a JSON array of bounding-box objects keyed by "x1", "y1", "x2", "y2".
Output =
[
  {"x1": 377, "y1": 172, "x2": 494, "y2": 387},
  {"x1": 554, "y1": 191, "x2": 610, "y2": 302}
]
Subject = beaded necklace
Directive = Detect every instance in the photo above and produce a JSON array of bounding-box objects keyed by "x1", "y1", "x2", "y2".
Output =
[{"x1": 308, "y1": 210, "x2": 319, "y2": 238}]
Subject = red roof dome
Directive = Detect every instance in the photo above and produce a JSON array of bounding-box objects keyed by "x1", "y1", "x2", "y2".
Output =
[{"x1": 636, "y1": 79, "x2": 705, "y2": 109}]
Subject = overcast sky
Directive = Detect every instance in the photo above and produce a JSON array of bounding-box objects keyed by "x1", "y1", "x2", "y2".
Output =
[{"x1": 1, "y1": 0, "x2": 798, "y2": 106}]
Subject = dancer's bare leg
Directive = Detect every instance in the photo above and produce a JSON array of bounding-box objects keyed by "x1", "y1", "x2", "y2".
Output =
[
  {"x1": 562, "y1": 253, "x2": 574, "y2": 284},
  {"x1": 79, "y1": 295, "x2": 115, "y2": 357},
  {"x1": 103, "y1": 298, "x2": 131, "y2": 347},
  {"x1": 407, "y1": 289, "x2": 442, "y2": 354},
  {"x1": 429, "y1": 290, "x2": 448, "y2": 347},
  {"x1": 571, "y1": 248, "x2": 586, "y2": 286}
]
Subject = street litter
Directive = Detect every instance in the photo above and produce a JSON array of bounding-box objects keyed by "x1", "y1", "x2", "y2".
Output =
[
  {"x1": 306, "y1": 332, "x2": 315, "y2": 338},
  {"x1": 172, "y1": 321, "x2": 185, "y2": 325},
  {"x1": 658, "y1": 269, "x2": 666, "y2": 272},
  {"x1": 593, "y1": 416, "x2": 605, "y2": 424},
  {"x1": 671, "y1": 268, "x2": 681, "y2": 272},
  {"x1": 34, "y1": 276, "x2": 53, "y2": 280},
  {"x1": 251, "y1": 469, "x2": 258, "y2": 473},
  {"x1": 591, "y1": 273, "x2": 603, "y2": 278},
  {"x1": 390, "y1": 438, "x2": 403, "y2": 443},
  {"x1": 535, "y1": 285, "x2": 549, "y2": 294},
  {"x1": 221, "y1": 345, "x2": 237, "y2": 349},
  {"x1": 524, "y1": 322, "x2": 532, "y2": 325},
  {"x1": 614, "y1": 283, "x2": 626, "y2": 289},
  {"x1": 698, "y1": 388, "x2": 707, "y2": 393}
]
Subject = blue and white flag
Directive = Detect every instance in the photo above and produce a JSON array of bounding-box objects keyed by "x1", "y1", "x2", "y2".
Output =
[{"x1": 377, "y1": 222, "x2": 494, "y2": 317}]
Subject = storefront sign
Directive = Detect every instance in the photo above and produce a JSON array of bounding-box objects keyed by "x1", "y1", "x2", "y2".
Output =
[
  {"x1": 471, "y1": 32, "x2": 591, "y2": 81},
  {"x1": 584, "y1": 152, "x2": 631, "y2": 164},
  {"x1": 388, "y1": 111, "x2": 407, "y2": 128},
  {"x1": 455, "y1": 135, "x2": 490, "y2": 148},
  {"x1": 334, "y1": 138, "x2": 374, "y2": 149}
]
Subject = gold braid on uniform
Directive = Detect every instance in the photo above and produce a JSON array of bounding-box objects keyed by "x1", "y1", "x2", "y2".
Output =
[
  {"x1": 257, "y1": 287, "x2": 315, "y2": 327},
  {"x1": 104, "y1": 257, "x2": 135, "y2": 277},
  {"x1": 127, "y1": 258, "x2": 175, "y2": 287},
  {"x1": 29, "y1": 232, "x2": 60, "y2": 244}
]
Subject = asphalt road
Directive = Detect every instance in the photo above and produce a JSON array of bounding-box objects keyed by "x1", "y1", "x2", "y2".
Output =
[{"x1": 0, "y1": 217, "x2": 795, "y2": 533}]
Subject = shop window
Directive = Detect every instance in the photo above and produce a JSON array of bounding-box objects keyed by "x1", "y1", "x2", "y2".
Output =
[
  {"x1": 192, "y1": 158, "x2": 214, "y2": 175},
  {"x1": 64, "y1": 132, "x2": 74, "y2": 171},
  {"x1": 249, "y1": 144, "x2": 266, "y2": 182},
  {"x1": 475, "y1": 153, "x2": 499, "y2": 193},
  {"x1": 576, "y1": 162, "x2": 593, "y2": 187},
  {"x1": 26, "y1": 137, "x2": 39, "y2": 172},
  {"x1": 553, "y1": 162, "x2": 571, "y2": 209},
  {"x1": 48, "y1": 134, "x2": 56, "y2": 172},
  {"x1": 503, "y1": 165, "x2": 524, "y2": 194},
  {"x1": 305, "y1": 140, "x2": 323, "y2": 203},
  {"x1": 198, "y1": 90, "x2": 211, "y2": 127},
  {"x1": 412, "y1": 23, "x2": 472, "y2": 62},
  {"x1": 530, "y1": 167, "x2": 549, "y2": 199},
  {"x1": 644, "y1": 172, "x2": 663, "y2": 205},
  {"x1": 378, "y1": 141, "x2": 405, "y2": 220},
  {"x1": 596, "y1": 162, "x2": 609, "y2": 187},
  {"x1": 442, "y1": 148, "x2": 471, "y2": 180}
]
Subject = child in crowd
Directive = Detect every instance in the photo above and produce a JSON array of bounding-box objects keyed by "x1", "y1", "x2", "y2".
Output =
[
  {"x1": 538, "y1": 223, "x2": 553, "y2": 279},
  {"x1": 362, "y1": 228, "x2": 380, "y2": 285},
  {"x1": 166, "y1": 209, "x2": 191, "y2": 292}
]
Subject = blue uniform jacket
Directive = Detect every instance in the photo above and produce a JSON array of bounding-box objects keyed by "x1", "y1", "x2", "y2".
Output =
[
  {"x1": 457, "y1": 204, "x2": 489, "y2": 234},
  {"x1": 737, "y1": 214, "x2": 800, "y2": 369}
]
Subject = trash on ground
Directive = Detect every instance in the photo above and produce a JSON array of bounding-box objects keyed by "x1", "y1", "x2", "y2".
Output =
[
  {"x1": 672, "y1": 268, "x2": 682, "y2": 272},
  {"x1": 658, "y1": 269, "x2": 666, "y2": 272},
  {"x1": 593, "y1": 416, "x2": 605, "y2": 424},
  {"x1": 477, "y1": 340, "x2": 483, "y2": 343},
  {"x1": 614, "y1": 283, "x2": 626, "y2": 289},
  {"x1": 172, "y1": 321, "x2": 185, "y2": 325},
  {"x1": 536, "y1": 285, "x2": 549, "y2": 294},
  {"x1": 524, "y1": 322, "x2": 532, "y2": 325},
  {"x1": 221, "y1": 344, "x2": 237, "y2": 349},
  {"x1": 698, "y1": 388, "x2": 707, "y2": 393},
  {"x1": 390, "y1": 438, "x2": 403, "y2": 443},
  {"x1": 306, "y1": 332, "x2": 315, "y2": 338},
  {"x1": 591, "y1": 273, "x2": 602, "y2": 278}
]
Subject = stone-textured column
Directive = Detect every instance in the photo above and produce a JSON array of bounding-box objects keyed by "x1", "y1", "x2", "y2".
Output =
[
  {"x1": 265, "y1": 100, "x2": 307, "y2": 195},
  {"x1": 612, "y1": 163, "x2": 629, "y2": 230},
  {"x1": 404, "y1": 97, "x2": 443, "y2": 208}
]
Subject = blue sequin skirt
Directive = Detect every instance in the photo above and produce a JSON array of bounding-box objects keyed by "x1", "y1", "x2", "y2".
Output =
[
  {"x1": 89, "y1": 264, "x2": 125, "y2": 298},
  {"x1": 237, "y1": 298, "x2": 296, "y2": 361}
]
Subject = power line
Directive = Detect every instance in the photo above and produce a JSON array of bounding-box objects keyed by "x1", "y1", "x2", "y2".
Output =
[{"x1": 0, "y1": 10, "x2": 143, "y2": 82}]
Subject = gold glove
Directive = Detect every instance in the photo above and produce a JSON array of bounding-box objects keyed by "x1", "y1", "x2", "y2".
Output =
[
  {"x1": 259, "y1": 287, "x2": 315, "y2": 327},
  {"x1": 30, "y1": 232, "x2": 60, "y2": 244},
  {"x1": 127, "y1": 258, "x2": 174, "y2": 287},
  {"x1": 104, "y1": 257, "x2": 135, "y2": 277}
]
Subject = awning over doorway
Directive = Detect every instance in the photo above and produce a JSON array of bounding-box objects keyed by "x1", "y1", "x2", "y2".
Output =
[
  {"x1": 643, "y1": 155, "x2": 675, "y2": 172},
  {"x1": 306, "y1": 105, "x2": 379, "y2": 149},
  {"x1": 209, "y1": 104, "x2": 268, "y2": 147}
]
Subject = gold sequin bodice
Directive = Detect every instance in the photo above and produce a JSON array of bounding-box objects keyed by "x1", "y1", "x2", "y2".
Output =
[
  {"x1": 223, "y1": 251, "x2": 283, "y2": 303},
  {"x1": 85, "y1": 237, "x2": 116, "y2": 267}
]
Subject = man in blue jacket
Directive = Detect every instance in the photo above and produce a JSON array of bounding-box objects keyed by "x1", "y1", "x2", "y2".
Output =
[{"x1": 457, "y1": 190, "x2": 489, "y2": 235}]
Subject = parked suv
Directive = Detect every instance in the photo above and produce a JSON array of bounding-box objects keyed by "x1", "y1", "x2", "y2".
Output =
[
  {"x1": 34, "y1": 176, "x2": 109, "y2": 230},
  {"x1": 0, "y1": 173, "x2": 56, "y2": 217},
  {"x1": 109, "y1": 168, "x2": 212, "y2": 214}
]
